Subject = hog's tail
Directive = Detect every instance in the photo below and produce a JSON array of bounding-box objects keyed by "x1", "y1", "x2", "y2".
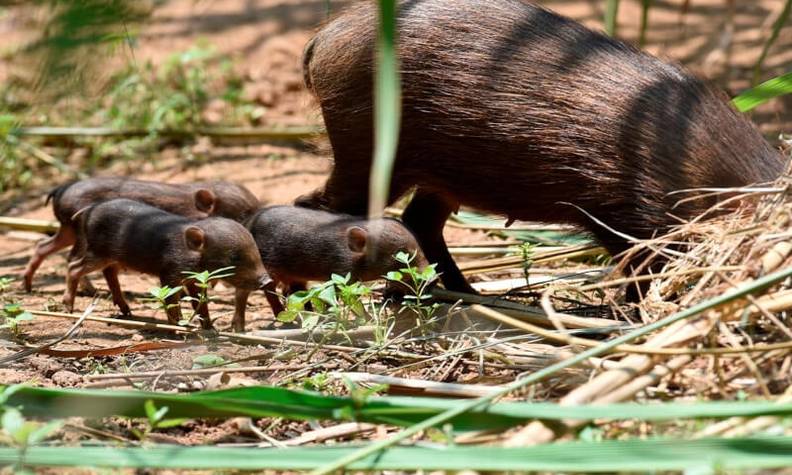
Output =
[
  {"x1": 302, "y1": 35, "x2": 318, "y2": 94},
  {"x1": 45, "y1": 180, "x2": 76, "y2": 206}
]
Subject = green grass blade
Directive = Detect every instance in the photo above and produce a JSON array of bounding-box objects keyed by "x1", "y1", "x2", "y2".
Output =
[
  {"x1": 639, "y1": 0, "x2": 653, "y2": 47},
  {"x1": 367, "y1": 0, "x2": 401, "y2": 219},
  {"x1": 311, "y1": 264, "x2": 792, "y2": 474},
  {"x1": 733, "y1": 71, "x2": 792, "y2": 112},
  {"x1": 10, "y1": 385, "x2": 792, "y2": 429},
  {"x1": 4, "y1": 438, "x2": 792, "y2": 471},
  {"x1": 604, "y1": 0, "x2": 621, "y2": 36},
  {"x1": 753, "y1": 0, "x2": 792, "y2": 84}
]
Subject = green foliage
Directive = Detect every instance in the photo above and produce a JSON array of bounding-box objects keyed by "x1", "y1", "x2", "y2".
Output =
[
  {"x1": 1, "y1": 303, "x2": 34, "y2": 337},
  {"x1": 180, "y1": 266, "x2": 235, "y2": 326},
  {"x1": 279, "y1": 273, "x2": 372, "y2": 332},
  {"x1": 385, "y1": 251, "x2": 440, "y2": 322},
  {"x1": 753, "y1": 0, "x2": 792, "y2": 84},
  {"x1": 102, "y1": 44, "x2": 262, "y2": 133},
  {"x1": 192, "y1": 354, "x2": 227, "y2": 369},
  {"x1": 130, "y1": 400, "x2": 186, "y2": 441},
  {"x1": 0, "y1": 277, "x2": 14, "y2": 294},
  {"x1": 143, "y1": 285, "x2": 182, "y2": 315},
  {"x1": 1, "y1": 385, "x2": 62, "y2": 474}
]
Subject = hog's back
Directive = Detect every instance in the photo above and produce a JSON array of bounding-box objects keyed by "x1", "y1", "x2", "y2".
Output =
[{"x1": 305, "y1": 0, "x2": 784, "y2": 238}]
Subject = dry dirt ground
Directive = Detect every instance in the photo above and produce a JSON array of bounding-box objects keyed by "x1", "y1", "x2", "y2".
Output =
[{"x1": 0, "y1": 0, "x2": 790, "y2": 449}]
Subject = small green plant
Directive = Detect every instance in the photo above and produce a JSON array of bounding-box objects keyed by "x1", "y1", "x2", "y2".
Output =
[
  {"x1": 180, "y1": 266, "x2": 235, "y2": 326},
  {"x1": 301, "y1": 372, "x2": 331, "y2": 392},
  {"x1": 0, "y1": 277, "x2": 13, "y2": 293},
  {"x1": 144, "y1": 285, "x2": 182, "y2": 315},
  {"x1": 192, "y1": 354, "x2": 227, "y2": 369},
  {"x1": 130, "y1": 400, "x2": 185, "y2": 442},
  {"x1": 1, "y1": 385, "x2": 62, "y2": 473},
  {"x1": 519, "y1": 242, "x2": 536, "y2": 284},
  {"x1": 1, "y1": 303, "x2": 34, "y2": 337},
  {"x1": 384, "y1": 251, "x2": 440, "y2": 322},
  {"x1": 278, "y1": 273, "x2": 372, "y2": 332}
]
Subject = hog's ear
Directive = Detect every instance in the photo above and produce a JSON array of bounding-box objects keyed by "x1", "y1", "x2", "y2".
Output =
[
  {"x1": 184, "y1": 226, "x2": 205, "y2": 251},
  {"x1": 194, "y1": 189, "x2": 216, "y2": 214},
  {"x1": 346, "y1": 226, "x2": 368, "y2": 254}
]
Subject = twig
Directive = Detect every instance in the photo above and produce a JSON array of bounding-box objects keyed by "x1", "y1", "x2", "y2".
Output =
[
  {"x1": 0, "y1": 217, "x2": 59, "y2": 234},
  {"x1": 14, "y1": 125, "x2": 324, "y2": 141},
  {"x1": 84, "y1": 363, "x2": 331, "y2": 381}
]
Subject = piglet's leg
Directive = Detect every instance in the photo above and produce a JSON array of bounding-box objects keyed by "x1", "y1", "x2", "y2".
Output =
[
  {"x1": 102, "y1": 265, "x2": 131, "y2": 316},
  {"x1": 233, "y1": 288, "x2": 251, "y2": 333},
  {"x1": 23, "y1": 225, "x2": 76, "y2": 292},
  {"x1": 63, "y1": 254, "x2": 108, "y2": 313},
  {"x1": 184, "y1": 281, "x2": 212, "y2": 330}
]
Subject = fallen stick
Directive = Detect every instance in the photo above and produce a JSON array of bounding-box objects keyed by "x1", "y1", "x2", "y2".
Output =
[
  {"x1": 336, "y1": 372, "x2": 502, "y2": 398},
  {"x1": 84, "y1": 363, "x2": 335, "y2": 381},
  {"x1": 0, "y1": 217, "x2": 59, "y2": 234}
]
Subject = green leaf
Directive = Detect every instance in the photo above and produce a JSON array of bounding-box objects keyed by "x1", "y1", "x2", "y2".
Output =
[
  {"x1": 192, "y1": 354, "x2": 226, "y2": 369},
  {"x1": 330, "y1": 273, "x2": 349, "y2": 286},
  {"x1": 27, "y1": 420, "x2": 63, "y2": 445},
  {"x1": 1, "y1": 408, "x2": 25, "y2": 436},
  {"x1": 394, "y1": 252, "x2": 410, "y2": 265},
  {"x1": 12, "y1": 385, "x2": 792, "y2": 433},
  {"x1": 4, "y1": 438, "x2": 792, "y2": 471},
  {"x1": 317, "y1": 285, "x2": 337, "y2": 306},
  {"x1": 733, "y1": 71, "x2": 792, "y2": 112},
  {"x1": 276, "y1": 310, "x2": 299, "y2": 323},
  {"x1": 301, "y1": 315, "x2": 320, "y2": 330},
  {"x1": 385, "y1": 271, "x2": 403, "y2": 281}
]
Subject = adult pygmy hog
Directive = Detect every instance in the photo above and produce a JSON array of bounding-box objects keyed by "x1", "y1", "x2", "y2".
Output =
[
  {"x1": 297, "y1": 0, "x2": 786, "y2": 298},
  {"x1": 64, "y1": 199, "x2": 270, "y2": 329},
  {"x1": 23, "y1": 177, "x2": 260, "y2": 292},
  {"x1": 233, "y1": 205, "x2": 427, "y2": 332}
]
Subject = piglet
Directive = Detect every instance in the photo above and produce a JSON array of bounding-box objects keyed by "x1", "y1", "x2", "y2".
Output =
[
  {"x1": 64, "y1": 199, "x2": 270, "y2": 329},
  {"x1": 233, "y1": 205, "x2": 427, "y2": 332},
  {"x1": 23, "y1": 177, "x2": 260, "y2": 292}
]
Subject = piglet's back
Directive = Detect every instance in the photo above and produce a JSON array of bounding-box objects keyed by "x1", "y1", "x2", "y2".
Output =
[{"x1": 79, "y1": 199, "x2": 191, "y2": 276}]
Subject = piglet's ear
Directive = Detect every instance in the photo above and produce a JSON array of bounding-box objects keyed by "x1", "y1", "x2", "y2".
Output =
[
  {"x1": 347, "y1": 226, "x2": 368, "y2": 253},
  {"x1": 185, "y1": 226, "x2": 205, "y2": 251},
  {"x1": 194, "y1": 189, "x2": 216, "y2": 214}
]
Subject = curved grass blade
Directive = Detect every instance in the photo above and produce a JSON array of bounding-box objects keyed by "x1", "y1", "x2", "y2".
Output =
[
  {"x1": 733, "y1": 71, "x2": 792, "y2": 112},
  {"x1": 367, "y1": 0, "x2": 401, "y2": 219},
  {"x1": 9, "y1": 385, "x2": 792, "y2": 430},
  {"x1": 3, "y1": 438, "x2": 792, "y2": 471},
  {"x1": 753, "y1": 0, "x2": 792, "y2": 84},
  {"x1": 604, "y1": 0, "x2": 621, "y2": 36}
]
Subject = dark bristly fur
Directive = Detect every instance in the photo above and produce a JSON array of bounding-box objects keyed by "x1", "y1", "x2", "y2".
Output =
[
  {"x1": 23, "y1": 177, "x2": 261, "y2": 292},
  {"x1": 297, "y1": 0, "x2": 786, "y2": 297},
  {"x1": 233, "y1": 205, "x2": 427, "y2": 331},
  {"x1": 64, "y1": 199, "x2": 269, "y2": 329}
]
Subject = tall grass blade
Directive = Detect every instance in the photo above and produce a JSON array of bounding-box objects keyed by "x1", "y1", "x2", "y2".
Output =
[
  {"x1": 639, "y1": 0, "x2": 653, "y2": 47},
  {"x1": 753, "y1": 0, "x2": 792, "y2": 84},
  {"x1": 367, "y1": 0, "x2": 401, "y2": 219},
  {"x1": 4, "y1": 438, "x2": 792, "y2": 471},
  {"x1": 733, "y1": 71, "x2": 792, "y2": 112},
  {"x1": 604, "y1": 0, "x2": 621, "y2": 36},
  {"x1": 11, "y1": 386, "x2": 792, "y2": 428},
  {"x1": 311, "y1": 264, "x2": 792, "y2": 474}
]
